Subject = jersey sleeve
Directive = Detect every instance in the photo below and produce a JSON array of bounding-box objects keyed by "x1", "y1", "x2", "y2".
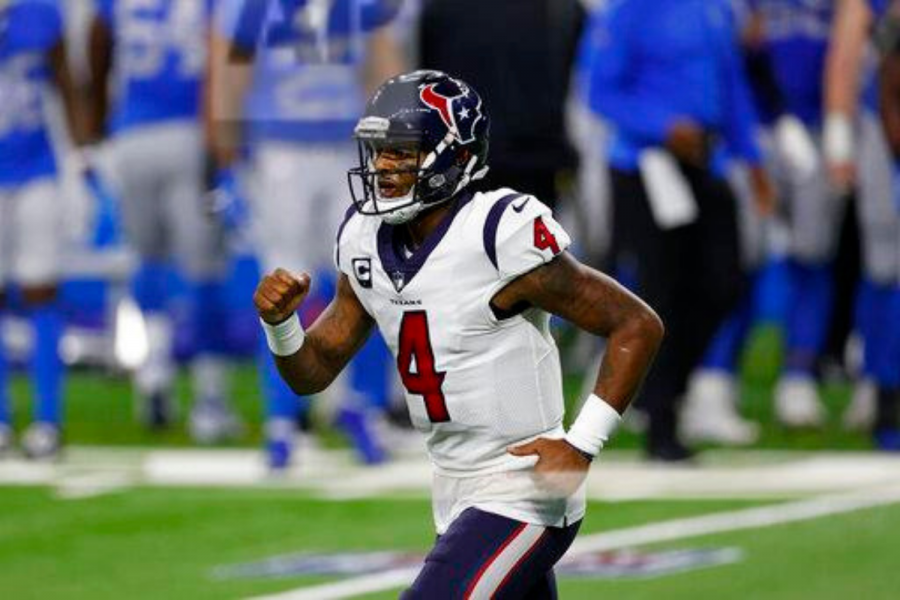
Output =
[
  {"x1": 26, "y1": 0, "x2": 63, "y2": 49},
  {"x1": 333, "y1": 204, "x2": 359, "y2": 276},
  {"x1": 487, "y1": 194, "x2": 572, "y2": 283}
]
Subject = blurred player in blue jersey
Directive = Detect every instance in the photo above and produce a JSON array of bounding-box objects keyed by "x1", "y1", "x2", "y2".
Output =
[
  {"x1": 875, "y1": 0, "x2": 900, "y2": 450},
  {"x1": 87, "y1": 0, "x2": 241, "y2": 442},
  {"x1": 208, "y1": 0, "x2": 404, "y2": 468},
  {"x1": 833, "y1": 0, "x2": 900, "y2": 449},
  {"x1": 0, "y1": 0, "x2": 86, "y2": 458},
  {"x1": 685, "y1": 0, "x2": 866, "y2": 441}
]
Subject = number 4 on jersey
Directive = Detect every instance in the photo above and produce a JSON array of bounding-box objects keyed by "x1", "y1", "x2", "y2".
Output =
[
  {"x1": 397, "y1": 311, "x2": 449, "y2": 423},
  {"x1": 534, "y1": 216, "x2": 560, "y2": 254}
]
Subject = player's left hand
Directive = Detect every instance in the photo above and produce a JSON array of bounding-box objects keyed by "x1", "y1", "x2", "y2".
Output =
[{"x1": 507, "y1": 437, "x2": 590, "y2": 497}]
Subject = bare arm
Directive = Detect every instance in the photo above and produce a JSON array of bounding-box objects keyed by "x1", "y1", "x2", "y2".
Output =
[
  {"x1": 48, "y1": 39, "x2": 88, "y2": 146},
  {"x1": 206, "y1": 30, "x2": 254, "y2": 168},
  {"x1": 86, "y1": 16, "x2": 113, "y2": 142},
  {"x1": 363, "y1": 26, "x2": 405, "y2": 96},
  {"x1": 824, "y1": 0, "x2": 873, "y2": 187},
  {"x1": 502, "y1": 253, "x2": 662, "y2": 486},
  {"x1": 492, "y1": 253, "x2": 664, "y2": 415},
  {"x1": 254, "y1": 271, "x2": 375, "y2": 395},
  {"x1": 825, "y1": 0, "x2": 872, "y2": 119}
]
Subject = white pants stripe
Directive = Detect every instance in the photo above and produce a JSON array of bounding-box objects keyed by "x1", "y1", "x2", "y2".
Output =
[{"x1": 464, "y1": 523, "x2": 547, "y2": 600}]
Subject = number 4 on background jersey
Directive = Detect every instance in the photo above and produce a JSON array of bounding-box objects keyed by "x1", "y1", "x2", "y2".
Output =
[{"x1": 397, "y1": 311, "x2": 449, "y2": 422}]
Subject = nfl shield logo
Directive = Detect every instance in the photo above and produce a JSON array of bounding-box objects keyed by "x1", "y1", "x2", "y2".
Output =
[{"x1": 391, "y1": 271, "x2": 406, "y2": 293}]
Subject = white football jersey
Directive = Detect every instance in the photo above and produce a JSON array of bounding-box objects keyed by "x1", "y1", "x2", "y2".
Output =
[{"x1": 336, "y1": 187, "x2": 586, "y2": 532}]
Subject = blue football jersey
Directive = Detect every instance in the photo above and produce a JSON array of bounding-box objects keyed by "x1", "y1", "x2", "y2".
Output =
[
  {"x1": 97, "y1": 0, "x2": 212, "y2": 133},
  {"x1": 868, "y1": 0, "x2": 889, "y2": 17},
  {"x1": 0, "y1": 0, "x2": 63, "y2": 186},
  {"x1": 216, "y1": 0, "x2": 401, "y2": 143},
  {"x1": 752, "y1": 0, "x2": 834, "y2": 126}
]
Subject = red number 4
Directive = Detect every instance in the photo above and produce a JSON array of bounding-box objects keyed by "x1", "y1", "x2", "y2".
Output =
[
  {"x1": 397, "y1": 311, "x2": 449, "y2": 422},
  {"x1": 534, "y1": 216, "x2": 560, "y2": 254}
]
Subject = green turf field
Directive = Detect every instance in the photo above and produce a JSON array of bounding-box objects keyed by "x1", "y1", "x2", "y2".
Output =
[
  {"x1": 1, "y1": 324, "x2": 896, "y2": 599},
  {"x1": 0, "y1": 488, "x2": 897, "y2": 599},
  {"x1": 0, "y1": 325, "x2": 877, "y2": 451}
]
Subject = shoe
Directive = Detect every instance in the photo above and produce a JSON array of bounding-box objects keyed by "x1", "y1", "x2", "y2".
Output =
[
  {"x1": 265, "y1": 418, "x2": 296, "y2": 472},
  {"x1": 842, "y1": 379, "x2": 876, "y2": 432},
  {"x1": 22, "y1": 422, "x2": 61, "y2": 460},
  {"x1": 681, "y1": 371, "x2": 760, "y2": 445},
  {"x1": 646, "y1": 438, "x2": 695, "y2": 463},
  {"x1": 267, "y1": 438, "x2": 292, "y2": 471},
  {"x1": 774, "y1": 375, "x2": 826, "y2": 428},
  {"x1": 139, "y1": 391, "x2": 176, "y2": 431},
  {"x1": 335, "y1": 406, "x2": 387, "y2": 465},
  {"x1": 0, "y1": 424, "x2": 13, "y2": 456},
  {"x1": 189, "y1": 397, "x2": 243, "y2": 444},
  {"x1": 874, "y1": 429, "x2": 900, "y2": 452}
]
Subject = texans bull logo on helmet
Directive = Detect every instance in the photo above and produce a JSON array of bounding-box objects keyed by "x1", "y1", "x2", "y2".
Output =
[
  {"x1": 348, "y1": 70, "x2": 491, "y2": 224},
  {"x1": 419, "y1": 83, "x2": 485, "y2": 145}
]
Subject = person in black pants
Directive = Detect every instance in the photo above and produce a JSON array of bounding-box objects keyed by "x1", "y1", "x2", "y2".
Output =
[
  {"x1": 583, "y1": 0, "x2": 775, "y2": 460},
  {"x1": 611, "y1": 164, "x2": 758, "y2": 459}
]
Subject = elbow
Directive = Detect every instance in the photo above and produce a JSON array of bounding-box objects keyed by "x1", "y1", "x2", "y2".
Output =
[
  {"x1": 285, "y1": 377, "x2": 328, "y2": 397},
  {"x1": 274, "y1": 360, "x2": 330, "y2": 397},
  {"x1": 285, "y1": 380, "x2": 312, "y2": 397},
  {"x1": 634, "y1": 306, "x2": 665, "y2": 352}
]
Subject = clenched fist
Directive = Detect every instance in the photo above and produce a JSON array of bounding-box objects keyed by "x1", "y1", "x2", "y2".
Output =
[{"x1": 254, "y1": 269, "x2": 311, "y2": 325}]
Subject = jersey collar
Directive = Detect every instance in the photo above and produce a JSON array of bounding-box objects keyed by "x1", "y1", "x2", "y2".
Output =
[{"x1": 377, "y1": 191, "x2": 475, "y2": 292}]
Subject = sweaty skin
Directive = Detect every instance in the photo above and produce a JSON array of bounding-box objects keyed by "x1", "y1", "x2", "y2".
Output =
[{"x1": 254, "y1": 149, "x2": 664, "y2": 496}]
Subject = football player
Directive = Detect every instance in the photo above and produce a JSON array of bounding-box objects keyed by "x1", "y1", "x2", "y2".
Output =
[
  {"x1": 87, "y1": 0, "x2": 240, "y2": 441},
  {"x1": 208, "y1": 0, "x2": 404, "y2": 468},
  {"x1": 254, "y1": 70, "x2": 664, "y2": 597},
  {"x1": 0, "y1": 0, "x2": 85, "y2": 458},
  {"x1": 825, "y1": 0, "x2": 900, "y2": 445},
  {"x1": 685, "y1": 0, "x2": 848, "y2": 439}
]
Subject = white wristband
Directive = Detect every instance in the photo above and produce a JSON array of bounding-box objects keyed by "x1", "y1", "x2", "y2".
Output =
[
  {"x1": 261, "y1": 314, "x2": 305, "y2": 357},
  {"x1": 823, "y1": 112, "x2": 854, "y2": 165},
  {"x1": 565, "y1": 394, "x2": 622, "y2": 458}
]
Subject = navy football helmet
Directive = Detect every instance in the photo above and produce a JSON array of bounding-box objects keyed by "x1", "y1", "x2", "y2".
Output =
[{"x1": 347, "y1": 70, "x2": 490, "y2": 224}]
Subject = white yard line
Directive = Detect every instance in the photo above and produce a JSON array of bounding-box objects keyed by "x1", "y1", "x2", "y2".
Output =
[
  {"x1": 250, "y1": 568, "x2": 424, "y2": 600},
  {"x1": 1, "y1": 447, "x2": 899, "y2": 501},
  {"x1": 54, "y1": 472, "x2": 134, "y2": 500},
  {"x1": 249, "y1": 483, "x2": 900, "y2": 600}
]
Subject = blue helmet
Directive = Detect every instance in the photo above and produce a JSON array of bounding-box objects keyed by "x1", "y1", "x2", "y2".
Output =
[{"x1": 348, "y1": 70, "x2": 490, "y2": 224}]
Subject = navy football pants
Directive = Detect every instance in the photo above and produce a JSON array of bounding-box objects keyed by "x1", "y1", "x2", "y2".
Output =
[{"x1": 402, "y1": 508, "x2": 581, "y2": 599}]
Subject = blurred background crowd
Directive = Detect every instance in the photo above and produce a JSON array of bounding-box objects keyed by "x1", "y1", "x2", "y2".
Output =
[{"x1": 2, "y1": 0, "x2": 900, "y2": 470}]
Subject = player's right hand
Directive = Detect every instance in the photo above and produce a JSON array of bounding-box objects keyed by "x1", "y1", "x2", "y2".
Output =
[{"x1": 254, "y1": 269, "x2": 311, "y2": 325}]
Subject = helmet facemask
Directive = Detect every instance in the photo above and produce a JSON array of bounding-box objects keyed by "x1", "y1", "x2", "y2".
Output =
[
  {"x1": 348, "y1": 134, "x2": 427, "y2": 225},
  {"x1": 348, "y1": 119, "x2": 489, "y2": 225}
]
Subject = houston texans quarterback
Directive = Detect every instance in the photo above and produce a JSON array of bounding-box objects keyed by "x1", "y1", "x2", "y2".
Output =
[{"x1": 254, "y1": 70, "x2": 664, "y2": 598}]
